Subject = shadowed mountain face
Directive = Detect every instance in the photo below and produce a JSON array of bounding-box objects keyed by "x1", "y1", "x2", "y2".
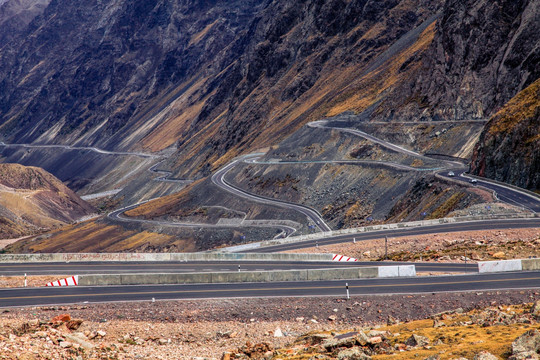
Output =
[
  {"x1": 0, "y1": 0, "x2": 537, "y2": 182},
  {"x1": 0, "y1": 0, "x2": 49, "y2": 45},
  {"x1": 470, "y1": 79, "x2": 540, "y2": 192}
]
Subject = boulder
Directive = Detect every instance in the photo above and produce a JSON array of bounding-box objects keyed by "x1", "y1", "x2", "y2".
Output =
[
  {"x1": 530, "y1": 301, "x2": 540, "y2": 319},
  {"x1": 473, "y1": 351, "x2": 499, "y2": 360},
  {"x1": 512, "y1": 330, "x2": 540, "y2": 356},
  {"x1": 337, "y1": 348, "x2": 371, "y2": 360},
  {"x1": 51, "y1": 314, "x2": 71, "y2": 324},
  {"x1": 405, "y1": 334, "x2": 430, "y2": 347}
]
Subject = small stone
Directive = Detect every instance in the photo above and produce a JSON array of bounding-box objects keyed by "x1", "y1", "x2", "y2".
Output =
[
  {"x1": 328, "y1": 315, "x2": 337, "y2": 321},
  {"x1": 59, "y1": 341, "x2": 73, "y2": 348},
  {"x1": 368, "y1": 336, "x2": 382, "y2": 344},
  {"x1": 96, "y1": 330, "x2": 107, "y2": 337},
  {"x1": 274, "y1": 328, "x2": 283, "y2": 338},
  {"x1": 295, "y1": 317, "x2": 305, "y2": 322},
  {"x1": 158, "y1": 338, "x2": 168, "y2": 345},
  {"x1": 492, "y1": 251, "x2": 506, "y2": 259},
  {"x1": 51, "y1": 314, "x2": 71, "y2": 323},
  {"x1": 387, "y1": 315, "x2": 398, "y2": 325}
]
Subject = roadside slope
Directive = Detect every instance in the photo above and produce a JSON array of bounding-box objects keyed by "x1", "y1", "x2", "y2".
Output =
[{"x1": 0, "y1": 163, "x2": 95, "y2": 239}]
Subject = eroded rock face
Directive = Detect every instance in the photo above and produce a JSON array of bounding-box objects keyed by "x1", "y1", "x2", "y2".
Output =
[
  {"x1": 413, "y1": 0, "x2": 540, "y2": 121},
  {"x1": 470, "y1": 79, "x2": 540, "y2": 191}
]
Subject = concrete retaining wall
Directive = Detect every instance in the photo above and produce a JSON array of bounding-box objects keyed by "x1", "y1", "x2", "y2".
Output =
[
  {"x1": 77, "y1": 265, "x2": 412, "y2": 286},
  {"x1": 0, "y1": 252, "x2": 333, "y2": 263},
  {"x1": 478, "y1": 259, "x2": 523, "y2": 273}
]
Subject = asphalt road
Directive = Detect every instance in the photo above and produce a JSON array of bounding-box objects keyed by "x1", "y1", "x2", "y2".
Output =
[
  {"x1": 442, "y1": 172, "x2": 540, "y2": 213},
  {"x1": 0, "y1": 261, "x2": 476, "y2": 276},
  {"x1": 247, "y1": 218, "x2": 540, "y2": 253},
  {"x1": 1, "y1": 271, "x2": 539, "y2": 307},
  {"x1": 211, "y1": 154, "x2": 332, "y2": 232}
]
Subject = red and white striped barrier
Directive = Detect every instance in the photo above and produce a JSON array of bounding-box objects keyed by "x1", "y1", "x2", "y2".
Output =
[
  {"x1": 45, "y1": 276, "x2": 78, "y2": 287},
  {"x1": 332, "y1": 254, "x2": 358, "y2": 262}
]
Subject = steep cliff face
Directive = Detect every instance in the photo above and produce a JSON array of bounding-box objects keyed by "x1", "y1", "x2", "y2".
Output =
[
  {"x1": 470, "y1": 79, "x2": 540, "y2": 191},
  {"x1": 0, "y1": 0, "x2": 444, "y2": 172},
  {"x1": 411, "y1": 0, "x2": 539, "y2": 120},
  {"x1": 0, "y1": 0, "x2": 267, "y2": 149},
  {"x1": 0, "y1": 0, "x2": 537, "y2": 181}
]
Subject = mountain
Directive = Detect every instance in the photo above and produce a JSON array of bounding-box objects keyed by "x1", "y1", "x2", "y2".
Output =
[
  {"x1": 0, "y1": 0, "x2": 538, "y2": 252},
  {"x1": 0, "y1": 163, "x2": 95, "y2": 239},
  {"x1": 0, "y1": 0, "x2": 49, "y2": 45},
  {"x1": 470, "y1": 79, "x2": 540, "y2": 191}
]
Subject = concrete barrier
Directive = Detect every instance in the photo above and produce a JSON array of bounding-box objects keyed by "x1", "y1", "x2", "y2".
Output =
[
  {"x1": 521, "y1": 259, "x2": 540, "y2": 271},
  {"x1": 222, "y1": 214, "x2": 539, "y2": 252},
  {"x1": 77, "y1": 265, "x2": 414, "y2": 286},
  {"x1": 0, "y1": 252, "x2": 334, "y2": 263},
  {"x1": 478, "y1": 260, "x2": 522, "y2": 273},
  {"x1": 378, "y1": 265, "x2": 416, "y2": 278}
]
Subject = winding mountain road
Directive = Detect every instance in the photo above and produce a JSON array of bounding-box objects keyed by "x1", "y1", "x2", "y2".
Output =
[{"x1": 211, "y1": 154, "x2": 331, "y2": 232}]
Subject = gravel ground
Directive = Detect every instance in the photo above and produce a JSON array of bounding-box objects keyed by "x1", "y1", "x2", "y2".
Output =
[{"x1": 1, "y1": 290, "x2": 540, "y2": 359}]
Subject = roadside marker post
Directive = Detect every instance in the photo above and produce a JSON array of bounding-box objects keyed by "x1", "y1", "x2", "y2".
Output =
[
  {"x1": 238, "y1": 265, "x2": 241, "y2": 272},
  {"x1": 353, "y1": 238, "x2": 356, "y2": 243},
  {"x1": 346, "y1": 283, "x2": 350, "y2": 300},
  {"x1": 24, "y1": 273, "x2": 27, "y2": 287}
]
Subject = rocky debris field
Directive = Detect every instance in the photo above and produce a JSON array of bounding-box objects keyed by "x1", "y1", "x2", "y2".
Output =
[
  {"x1": 1, "y1": 290, "x2": 540, "y2": 359},
  {"x1": 286, "y1": 227, "x2": 540, "y2": 264},
  {"x1": 227, "y1": 300, "x2": 540, "y2": 359}
]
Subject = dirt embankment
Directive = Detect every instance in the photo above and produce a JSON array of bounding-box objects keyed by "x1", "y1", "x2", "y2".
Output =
[{"x1": 285, "y1": 227, "x2": 540, "y2": 263}]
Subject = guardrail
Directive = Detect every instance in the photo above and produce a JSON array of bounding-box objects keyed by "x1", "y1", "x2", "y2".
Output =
[
  {"x1": 478, "y1": 258, "x2": 540, "y2": 273},
  {"x1": 77, "y1": 265, "x2": 416, "y2": 286},
  {"x1": 0, "y1": 252, "x2": 334, "y2": 263},
  {"x1": 222, "y1": 214, "x2": 540, "y2": 252}
]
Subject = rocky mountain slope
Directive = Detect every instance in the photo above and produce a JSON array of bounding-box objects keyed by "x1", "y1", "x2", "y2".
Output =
[
  {"x1": 0, "y1": 163, "x2": 94, "y2": 239},
  {"x1": 0, "y1": 0, "x2": 49, "y2": 45},
  {"x1": 0, "y1": 0, "x2": 538, "y2": 252},
  {"x1": 0, "y1": 0, "x2": 537, "y2": 178},
  {"x1": 471, "y1": 79, "x2": 540, "y2": 192}
]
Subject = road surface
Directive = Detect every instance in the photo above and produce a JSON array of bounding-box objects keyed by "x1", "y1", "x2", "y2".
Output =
[
  {"x1": 1, "y1": 271, "x2": 539, "y2": 307},
  {"x1": 0, "y1": 260, "x2": 476, "y2": 276}
]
